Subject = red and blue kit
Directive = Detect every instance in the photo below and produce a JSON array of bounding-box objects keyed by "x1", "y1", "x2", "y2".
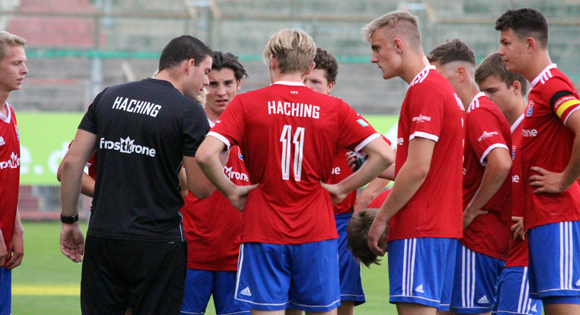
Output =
[
  {"x1": 209, "y1": 82, "x2": 380, "y2": 245},
  {"x1": 0, "y1": 104, "x2": 19, "y2": 254},
  {"x1": 181, "y1": 145, "x2": 249, "y2": 271},
  {"x1": 388, "y1": 66, "x2": 464, "y2": 242},
  {"x1": 521, "y1": 64, "x2": 580, "y2": 229},
  {"x1": 462, "y1": 92, "x2": 512, "y2": 261}
]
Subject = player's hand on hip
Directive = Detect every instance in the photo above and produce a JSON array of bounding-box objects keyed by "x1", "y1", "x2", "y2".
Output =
[
  {"x1": 530, "y1": 166, "x2": 566, "y2": 194},
  {"x1": 60, "y1": 223, "x2": 84, "y2": 263},
  {"x1": 320, "y1": 182, "x2": 347, "y2": 205},
  {"x1": 5, "y1": 229, "x2": 24, "y2": 270},
  {"x1": 463, "y1": 206, "x2": 488, "y2": 229},
  {"x1": 367, "y1": 219, "x2": 387, "y2": 257},
  {"x1": 228, "y1": 183, "x2": 259, "y2": 212},
  {"x1": 0, "y1": 231, "x2": 7, "y2": 267},
  {"x1": 511, "y1": 216, "x2": 526, "y2": 240}
]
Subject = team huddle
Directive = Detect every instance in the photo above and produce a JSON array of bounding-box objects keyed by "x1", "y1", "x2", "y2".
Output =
[{"x1": 0, "y1": 5, "x2": 578, "y2": 315}]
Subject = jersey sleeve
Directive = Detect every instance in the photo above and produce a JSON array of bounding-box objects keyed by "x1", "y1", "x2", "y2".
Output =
[
  {"x1": 182, "y1": 104, "x2": 210, "y2": 157},
  {"x1": 466, "y1": 108, "x2": 509, "y2": 166},
  {"x1": 337, "y1": 101, "x2": 380, "y2": 152},
  {"x1": 207, "y1": 96, "x2": 246, "y2": 150},
  {"x1": 406, "y1": 85, "x2": 444, "y2": 142},
  {"x1": 547, "y1": 78, "x2": 580, "y2": 125}
]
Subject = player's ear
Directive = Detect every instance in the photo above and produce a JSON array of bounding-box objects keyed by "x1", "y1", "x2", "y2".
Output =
[
  {"x1": 525, "y1": 37, "x2": 536, "y2": 52},
  {"x1": 236, "y1": 79, "x2": 241, "y2": 91},
  {"x1": 456, "y1": 66, "x2": 466, "y2": 82},
  {"x1": 327, "y1": 81, "x2": 335, "y2": 94},
  {"x1": 394, "y1": 38, "x2": 404, "y2": 54},
  {"x1": 304, "y1": 62, "x2": 315, "y2": 76},
  {"x1": 512, "y1": 80, "x2": 521, "y2": 95}
]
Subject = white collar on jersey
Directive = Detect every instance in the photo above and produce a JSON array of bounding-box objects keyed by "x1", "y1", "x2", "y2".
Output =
[
  {"x1": 0, "y1": 103, "x2": 11, "y2": 124},
  {"x1": 272, "y1": 81, "x2": 306, "y2": 87},
  {"x1": 467, "y1": 92, "x2": 486, "y2": 113},
  {"x1": 409, "y1": 65, "x2": 436, "y2": 86},
  {"x1": 207, "y1": 118, "x2": 216, "y2": 128},
  {"x1": 511, "y1": 113, "x2": 525, "y2": 134},
  {"x1": 529, "y1": 63, "x2": 557, "y2": 90}
]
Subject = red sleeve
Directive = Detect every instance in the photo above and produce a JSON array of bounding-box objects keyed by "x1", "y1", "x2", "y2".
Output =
[
  {"x1": 337, "y1": 101, "x2": 380, "y2": 152},
  {"x1": 545, "y1": 78, "x2": 580, "y2": 124},
  {"x1": 208, "y1": 96, "x2": 246, "y2": 149},
  {"x1": 406, "y1": 85, "x2": 444, "y2": 142},
  {"x1": 466, "y1": 108, "x2": 509, "y2": 166}
]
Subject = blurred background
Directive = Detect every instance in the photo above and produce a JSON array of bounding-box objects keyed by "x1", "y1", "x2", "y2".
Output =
[{"x1": 3, "y1": 0, "x2": 580, "y2": 219}]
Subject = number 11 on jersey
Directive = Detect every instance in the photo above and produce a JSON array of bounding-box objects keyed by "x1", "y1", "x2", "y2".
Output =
[{"x1": 280, "y1": 125, "x2": 305, "y2": 181}]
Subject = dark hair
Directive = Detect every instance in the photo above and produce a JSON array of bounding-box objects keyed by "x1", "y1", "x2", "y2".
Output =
[
  {"x1": 347, "y1": 209, "x2": 388, "y2": 267},
  {"x1": 158, "y1": 35, "x2": 213, "y2": 71},
  {"x1": 211, "y1": 51, "x2": 248, "y2": 81},
  {"x1": 427, "y1": 39, "x2": 475, "y2": 66},
  {"x1": 313, "y1": 47, "x2": 339, "y2": 84},
  {"x1": 475, "y1": 53, "x2": 528, "y2": 97},
  {"x1": 495, "y1": 8, "x2": 548, "y2": 48}
]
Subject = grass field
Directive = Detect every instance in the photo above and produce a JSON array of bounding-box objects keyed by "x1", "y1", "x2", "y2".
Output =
[{"x1": 12, "y1": 221, "x2": 398, "y2": 314}]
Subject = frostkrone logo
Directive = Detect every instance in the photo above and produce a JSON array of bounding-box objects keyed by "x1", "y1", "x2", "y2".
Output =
[
  {"x1": 512, "y1": 175, "x2": 519, "y2": 183},
  {"x1": 477, "y1": 131, "x2": 499, "y2": 142},
  {"x1": 522, "y1": 129, "x2": 538, "y2": 138},
  {"x1": 224, "y1": 166, "x2": 249, "y2": 182},
  {"x1": 0, "y1": 152, "x2": 20, "y2": 169},
  {"x1": 412, "y1": 114, "x2": 431, "y2": 123},
  {"x1": 99, "y1": 137, "x2": 156, "y2": 157}
]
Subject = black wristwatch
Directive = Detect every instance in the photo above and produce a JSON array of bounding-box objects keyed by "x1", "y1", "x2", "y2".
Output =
[{"x1": 60, "y1": 214, "x2": 79, "y2": 224}]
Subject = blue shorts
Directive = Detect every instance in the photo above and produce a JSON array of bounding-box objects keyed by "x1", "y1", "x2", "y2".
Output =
[
  {"x1": 493, "y1": 266, "x2": 542, "y2": 315},
  {"x1": 181, "y1": 269, "x2": 250, "y2": 315},
  {"x1": 335, "y1": 212, "x2": 365, "y2": 305},
  {"x1": 0, "y1": 268, "x2": 10, "y2": 315},
  {"x1": 235, "y1": 240, "x2": 340, "y2": 312},
  {"x1": 528, "y1": 221, "x2": 580, "y2": 303},
  {"x1": 388, "y1": 237, "x2": 457, "y2": 310},
  {"x1": 450, "y1": 243, "x2": 505, "y2": 314}
]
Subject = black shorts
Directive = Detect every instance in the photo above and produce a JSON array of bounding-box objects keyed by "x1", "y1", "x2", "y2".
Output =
[{"x1": 81, "y1": 235, "x2": 187, "y2": 315}]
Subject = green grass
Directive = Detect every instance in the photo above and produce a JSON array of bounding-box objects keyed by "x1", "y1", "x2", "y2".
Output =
[{"x1": 12, "y1": 222, "x2": 397, "y2": 314}]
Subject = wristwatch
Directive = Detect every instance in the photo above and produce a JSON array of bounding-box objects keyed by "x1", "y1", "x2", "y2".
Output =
[{"x1": 60, "y1": 214, "x2": 79, "y2": 224}]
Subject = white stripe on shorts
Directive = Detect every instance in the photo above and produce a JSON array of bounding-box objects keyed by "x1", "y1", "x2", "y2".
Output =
[
  {"x1": 517, "y1": 266, "x2": 530, "y2": 313},
  {"x1": 560, "y1": 222, "x2": 574, "y2": 290},
  {"x1": 461, "y1": 246, "x2": 477, "y2": 308},
  {"x1": 402, "y1": 239, "x2": 417, "y2": 296}
]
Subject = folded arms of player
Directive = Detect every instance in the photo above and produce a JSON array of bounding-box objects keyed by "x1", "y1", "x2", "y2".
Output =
[
  {"x1": 195, "y1": 136, "x2": 259, "y2": 211},
  {"x1": 463, "y1": 147, "x2": 512, "y2": 228},
  {"x1": 322, "y1": 137, "x2": 394, "y2": 205},
  {"x1": 530, "y1": 110, "x2": 580, "y2": 193},
  {"x1": 59, "y1": 129, "x2": 97, "y2": 263},
  {"x1": 367, "y1": 137, "x2": 433, "y2": 256}
]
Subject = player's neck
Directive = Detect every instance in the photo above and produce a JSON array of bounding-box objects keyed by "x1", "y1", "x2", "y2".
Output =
[
  {"x1": 0, "y1": 91, "x2": 9, "y2": 117},
  {"x1": 507, "y1": 97, "x2": 527, "y2": 126},
  {"x1": 458, "y1": 83, "x2": 481, "y2": 111},
  {"x1": 522, "y1": 52, "x2": 552, "y2": 83},
  {"x1": 400, "y1": 53, "x2": 430, "y2": 85},
  {"x1": 270, "y1": 71, "x2": 304, "y2": 84},
  {"x1": 0, "y1": 102, "x2": 8, "y2": 118},
  {"x1": 204, "y1": 106, "x2": 220, "y2": 124}
]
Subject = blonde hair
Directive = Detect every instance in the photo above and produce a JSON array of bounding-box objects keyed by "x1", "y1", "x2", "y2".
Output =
[
  {"x1": 263, "y1": 28, "x2": 316, "y2": 75},
  {"x1": 362, "y1": 11, "x2": 422, "y2": 51},
  {"x1": 0, "y1": 31, "x2": 27, "y2": 61}
]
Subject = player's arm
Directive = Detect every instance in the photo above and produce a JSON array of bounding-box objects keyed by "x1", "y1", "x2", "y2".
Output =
[
  {"x1": 57, "y1": 154, "x2": 96, "y2": 197},
  {"x1": 60, "y1": 129, "x2": 97, "y2": 263},
  {"x1": 5, "y1": 209, "x2": 24, "y2": 270},
  {"x1": 367, "y1": 137, "x2": 434, "y2": 256},
  {"x1": 195, "y1": 136, "x2": 258, "y2": 211},
  {"x1": 463, "y1": 147, "x2": 512, "y2": 228},
  {"x1": 178, "y1": 167, "x2": 188, "y2": 198},
  {"x1": 322, "y1": 137, "x2": 394, "y2": 204},
  {"x1": 353, "y1": 178, "x2": 391, "y2": 213},
  {"x1": 530, "y1": 110, "x2": 580, "y2": 193}
]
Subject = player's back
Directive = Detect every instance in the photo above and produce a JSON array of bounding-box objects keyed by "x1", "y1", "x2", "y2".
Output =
[{"x1": 211, "y1": 82, "x2": 378, "y2": 244}]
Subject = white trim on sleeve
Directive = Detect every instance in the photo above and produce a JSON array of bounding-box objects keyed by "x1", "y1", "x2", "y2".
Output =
[
  {"x1": 354, "y1": 133, "x2": 381, "y2": 153},
  {"x1": 207, "y1": 131, "x2": 231, "y2": 150},
  {"x1": 479, "y1": 143, "x2": 509, "y2": 166},
  {"x1": 564, "y1": 106, "x2": 580, "y2": 127},
  {"x1": 409, "y1": 131, "x2": 439, "y2": 142}
]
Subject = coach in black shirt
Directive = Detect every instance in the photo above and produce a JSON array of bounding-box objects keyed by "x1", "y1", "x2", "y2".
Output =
[{"x1": 59, "y1": 35, "x2": 213, "y2": 315}]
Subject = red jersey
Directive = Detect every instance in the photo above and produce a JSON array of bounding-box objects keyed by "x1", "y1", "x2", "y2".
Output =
[
  {"x1": 368, "y1": 188, "x2": 392, "y2": 209},
  {"x1": 388, "y1": 66, "x2": 464, "y2": 242},
  {"x1": 461, "y1": 93, "x2": 512, "y2": 261},
  {"x1": 0, "y1": 104, "x2": 19, "y2": 255},
  {"x1": 521, "y1": 64, "x2": 580, "y2": 229},
  {"x1": 181, "y1": 145, "x2": 249, "y2": 271},
  {"x1": 506, "y1": 115, "x2": 529, "y2": 267},
  {"x1": 209, "y1": 82, "x2": 380, "y2": 245}
]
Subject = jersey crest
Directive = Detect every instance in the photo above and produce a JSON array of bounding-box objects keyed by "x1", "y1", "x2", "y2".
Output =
[{"x1": 526, "y1": 100, "x2": 534, "y2": 117}]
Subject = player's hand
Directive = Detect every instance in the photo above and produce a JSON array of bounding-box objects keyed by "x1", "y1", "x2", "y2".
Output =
[
  {"x1": 60, "y1": 223, "x2": 84, "y2": 263},
  {"x1": 5, "y1": 229, "x2": 24, "y2": 270},
  {"x1": 227, "y1": 183, "x2": 259, "y2": 212},
  {"x1": 367, "y1": 218, "x2": 388, "y2": 257},
  {"x1": 320, "y1": 182, "x2": 348, "y2": 205},
  {"x1": 529, "y1": 166, "x2": 566, "y2": 194},
  {"x1": 0, "y1": 231, "x2": 7, "y2": 267},
  {"x1": 463, "y1": 207, "x2": 488, "y2": 229},
  {"x1": 511, "y1": 216, "x2": 525, "y2": 241},
  {"x1": 346, "y1": 151, "x2": 357, "y2": 172}
]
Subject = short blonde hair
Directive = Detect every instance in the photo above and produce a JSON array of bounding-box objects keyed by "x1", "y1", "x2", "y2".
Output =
[
  {"x1": 0, "y1": 31, "x2": 27, "y2": 61},
  {"x1": 362, "y1": 11, "x2": 422, "y2": 51},
  {"x1": 263, "y1": 28, "x2": 316, "y2": 75}
]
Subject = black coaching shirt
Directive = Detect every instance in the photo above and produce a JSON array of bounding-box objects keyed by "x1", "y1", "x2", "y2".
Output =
[{"x1": 79, "y1": 78, "x2": 209, "y2": 242}]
